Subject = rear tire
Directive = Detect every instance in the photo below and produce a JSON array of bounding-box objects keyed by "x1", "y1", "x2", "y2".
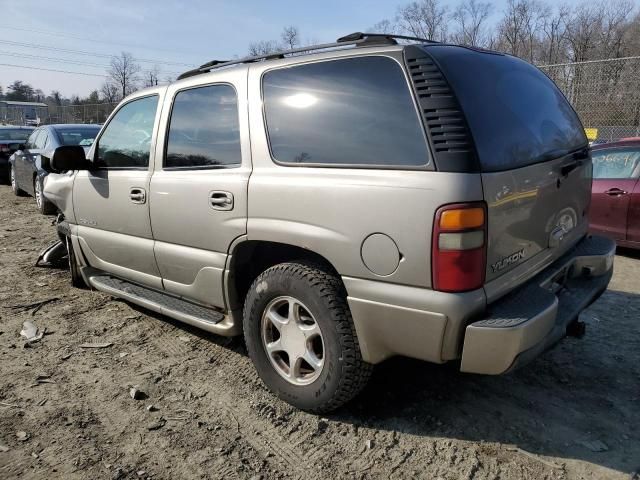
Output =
[
  {"x1": 66, "y1": 237, "x2": 87, "y2": 289},
  {"x1": 34, "y1": 177, "x2": 56, "y2": 215},
  {"x1": 10, "y1": 165, "x2": 26, "y2": 196},
  {"x1": 243, "y1": 261, "x2": 372, "y2": 413}
]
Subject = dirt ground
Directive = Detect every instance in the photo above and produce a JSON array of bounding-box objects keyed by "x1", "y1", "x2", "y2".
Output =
[{"x1": 0, "y1": 183, "x2": 638, "y2": 480}]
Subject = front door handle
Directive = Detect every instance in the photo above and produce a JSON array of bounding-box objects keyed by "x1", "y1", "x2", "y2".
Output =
[
  {"x1": 605, "y1": 188, "x2": 627, "y2": 196},
  {"x1": 130, "y1": 187, "x2": 146, "y2": 204},
  {"x1": 209, "y1": 191, "x2": 233, "y2": 210}
]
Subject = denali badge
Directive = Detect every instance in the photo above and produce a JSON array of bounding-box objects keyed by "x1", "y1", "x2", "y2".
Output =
[{"x1": 491, "y1": 249, "x2": 525, "y2": 273}]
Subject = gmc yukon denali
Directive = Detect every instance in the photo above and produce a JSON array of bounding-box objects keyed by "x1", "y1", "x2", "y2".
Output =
[{"x1": 42, "y1": 33, "x2": 615, "y2": 412}]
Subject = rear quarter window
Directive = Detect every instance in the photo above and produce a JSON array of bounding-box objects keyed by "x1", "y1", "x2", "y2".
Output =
[
  {"x1": 262, "y1": 56, "x2": 430, "y2": 168},
  {"x1": 425, "y1": 46, "x2": 587, "y2": 172}
]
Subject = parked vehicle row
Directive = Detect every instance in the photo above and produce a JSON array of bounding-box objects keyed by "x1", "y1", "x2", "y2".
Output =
[
  {"x1": 0, "y1": 126, "x2": 34, "y2": 181},
  {"x1": 8, "y1": 124, "x2": 100, "y2": 214},
  {"x1": 590, "y1": 140, "x2": 640, "y2": 249},
  {"x1": 29, "y1": 33, "x2": 616, "y2": 413}
]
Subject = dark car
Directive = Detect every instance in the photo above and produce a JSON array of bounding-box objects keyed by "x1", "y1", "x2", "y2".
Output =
[
  {"x1": 590, "y1": 140, "x2": 640, "y2": 248},
  {"x1": 10, "y1": 124, "x2": 100, "y2": 214},
  {"x1": 0, "y1": 126, "x2": 34, "y2": 181}
]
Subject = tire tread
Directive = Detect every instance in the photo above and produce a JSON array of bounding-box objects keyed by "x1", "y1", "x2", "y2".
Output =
[{"x1": 243, "y1": 261, "x2": 372, "y2": 413}]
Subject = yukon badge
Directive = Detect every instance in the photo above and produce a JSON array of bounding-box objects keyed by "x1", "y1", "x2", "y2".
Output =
[{"x1": 491, "y1": 249, "x2": 525, "y2": 273}]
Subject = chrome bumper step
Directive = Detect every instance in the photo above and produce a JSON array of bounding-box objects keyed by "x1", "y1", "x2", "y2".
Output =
[{"x1": 88, "y1": 274, "x2": 240, "y2": 336}]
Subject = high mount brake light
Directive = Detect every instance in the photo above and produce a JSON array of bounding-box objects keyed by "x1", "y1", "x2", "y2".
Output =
[{"x1": 432, "y1": 203, "x2": 487, "y2": 292}]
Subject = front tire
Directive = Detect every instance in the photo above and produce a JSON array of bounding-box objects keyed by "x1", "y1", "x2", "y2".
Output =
[
  {"x1": 243, "y1": 261, "x2": 372, "y2": 413},
  {"x1": 10, "y1": 165, "x2": 26, "y2": 196},
  {"x1": 66, "y1": 237, "x2": 86, "y2": 289},
  {"x1": 34, "y1": 177, "x2": 56, "y2": 215}
]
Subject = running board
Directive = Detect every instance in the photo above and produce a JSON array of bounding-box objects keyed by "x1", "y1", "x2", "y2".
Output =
[{"x1": 87, "y1": 274, "x2": 239, "y2": 336}]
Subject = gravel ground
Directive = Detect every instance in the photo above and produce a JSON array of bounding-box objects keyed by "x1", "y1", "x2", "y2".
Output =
[{"x1": 0, "y1": 184, "x2": 638, "y2": 480}]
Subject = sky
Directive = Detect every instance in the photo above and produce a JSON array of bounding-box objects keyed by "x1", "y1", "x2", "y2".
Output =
[{"x1": 0, "y1": 0, "x2": 578, "y2": 98}]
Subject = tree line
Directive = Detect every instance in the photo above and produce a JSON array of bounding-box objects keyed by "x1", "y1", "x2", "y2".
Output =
[
  {"x1": 2, "y1": 0, "x2": 640, "y2": 108},
  {"x1": 0, "y1": 52, "x2": 165, "y2": 107},
  {"x1": 373, "y1": 0, "x2": 639, "y2": 66}
]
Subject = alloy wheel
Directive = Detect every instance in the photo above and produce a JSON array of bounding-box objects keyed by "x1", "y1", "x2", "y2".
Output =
[{"x1": 261, "y1": 296, "x2": 325, "y2": 386}]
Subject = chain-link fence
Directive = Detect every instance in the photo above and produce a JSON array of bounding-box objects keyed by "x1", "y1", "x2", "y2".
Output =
[
  {"x1": 3, "y1": 57, "x2": 640, "y2": 142},
  {"x1": 0, "y1": 102, "x2": 118, "y2": 126},
  {"x1": 539, "y1": 56, "x2": 640, "y2": 142}
]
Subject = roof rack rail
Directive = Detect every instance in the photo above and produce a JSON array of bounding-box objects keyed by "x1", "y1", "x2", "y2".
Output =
[{"x1": 176, "y1": 32, "x2": 437, "y2": 80}]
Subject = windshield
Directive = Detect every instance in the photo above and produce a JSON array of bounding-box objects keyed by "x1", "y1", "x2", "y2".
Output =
[
  {"x1": 57, "y1": 127, "x2": 100, "y2": 146},
  {"x1": 425, "y1": 46, "x2": 587, "y2": 172},
  {"x1": 0, "y1": 129, "x2": 32, "y2": 141}
]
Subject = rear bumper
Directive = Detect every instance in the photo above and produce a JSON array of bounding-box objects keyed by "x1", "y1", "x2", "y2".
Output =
[{"x1": 460, "y1": 235, "x2": 615, "y2": 375}]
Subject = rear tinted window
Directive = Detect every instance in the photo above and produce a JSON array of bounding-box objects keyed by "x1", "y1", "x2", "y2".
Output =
[
  {"x1": 427, "y1": 46, "x2": 587, "y2": 172},
  {"x1": 263, "y1": 56, "x2": 429, "y2": 167},
  {"x1": 0, "y1": 129, "x2": 31, "y2": 141},
  {"x1": 165, "y1": 84, "x2": 241, "y2": 168},
  {"x1": 57, "y1": 127, "x2": 100, "y2": 146}
]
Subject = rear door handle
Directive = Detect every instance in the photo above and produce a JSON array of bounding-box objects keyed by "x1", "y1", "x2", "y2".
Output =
[
  {"x1": 209, "y1": 191, "x2": 233, "y2": 210},
  {"x1": 605, "y1": 188, "x2": 627, "y2": 196},
  {"x1": 130, "y1": 187, "x2": 146, "y2": 204}
]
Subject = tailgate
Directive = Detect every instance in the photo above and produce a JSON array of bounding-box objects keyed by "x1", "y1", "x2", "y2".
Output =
[{"x1": 483, "y1": 151, "x2": 592, "y2": 283}]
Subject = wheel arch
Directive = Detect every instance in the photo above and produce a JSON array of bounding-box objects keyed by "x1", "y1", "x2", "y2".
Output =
[{"x1": 225, "y1": 239, "x2": 343, "y2": 312}]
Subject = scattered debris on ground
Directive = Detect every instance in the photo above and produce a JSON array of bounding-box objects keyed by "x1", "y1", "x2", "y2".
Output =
[{"x1": 0, "y1": 185, "x2": 638, "y2": 479}]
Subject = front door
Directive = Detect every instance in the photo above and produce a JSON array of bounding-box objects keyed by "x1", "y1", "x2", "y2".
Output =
[
  {"x1": 590, "y1": 146, "x2": 640, "y2": 241},
  {"x1": 73, "y1": 92, "x2": 165, "y2": 288},
  {"x1": 149, "y1": 72, "x2": 250, "y2": 308}
]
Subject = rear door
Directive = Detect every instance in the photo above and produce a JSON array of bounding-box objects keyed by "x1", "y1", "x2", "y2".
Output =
[
  {"x1": 149, "y1": 68, "x2": 250, "y2": 308},
  {"x1": 589, "y1": 147, "x2": 640, "y2": 241},
  {"x1": 422, "y1": 45, "x2": 591, "y2": 293}
]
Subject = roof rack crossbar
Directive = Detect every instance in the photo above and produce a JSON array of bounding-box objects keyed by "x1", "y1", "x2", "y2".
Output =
[{"x1": 177, "y1": 32, "x2": 438, "y2": 80}]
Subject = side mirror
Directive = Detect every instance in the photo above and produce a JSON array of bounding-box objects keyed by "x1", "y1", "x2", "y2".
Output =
[{"x1": 47, "y1": 145, "x2": 90, "y2": 173}]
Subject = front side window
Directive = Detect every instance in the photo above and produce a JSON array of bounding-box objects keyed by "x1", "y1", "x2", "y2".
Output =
[
  {"x1": 165, "y1": 84, "x2": 241, "y2": 168},
  {"x1": 96, "y1": 95, "x2": 158, "y2": 168},
  {"x1": 592, "y1": 148, "x2": 640, "y2": 179},
  {"x1": 26, "y1": 130, "x2": 40, "y2": 149},
  {"x1": 262, "y1": 56, "x2": 429, "y2": 167},
  {"x1": 35, "y1": 131, "x2": 48, "y2": 149}
]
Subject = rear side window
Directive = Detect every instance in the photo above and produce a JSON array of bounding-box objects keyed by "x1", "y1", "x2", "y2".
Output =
[
  {"x1": 262, "y1": 56, "x2": 429, "y2": 167},
  {"x1": 592, "y1": 148, "x2": 640, "y2": 179},
  {"x1": 165, "y1": 84, "x2": 241, "y2": 168},
  {"x1": 57, "y1": 128, "x2": 99, "y2": 146},
  {"x1": 426, "y1": 46, "x2": 587, "y2": 172}
]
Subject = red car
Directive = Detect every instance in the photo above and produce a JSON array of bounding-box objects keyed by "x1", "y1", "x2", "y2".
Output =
[{"x1": 590, "y1": 140, "x2": 640, "y2": 248}]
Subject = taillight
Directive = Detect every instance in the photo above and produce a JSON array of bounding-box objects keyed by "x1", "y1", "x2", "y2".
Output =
[{"x1": 432, "y1": 202, "x2": 487, "y2": 292}]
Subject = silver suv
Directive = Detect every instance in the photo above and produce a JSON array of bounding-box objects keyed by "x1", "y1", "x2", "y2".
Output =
[{"x1": 43, "y1": 33, "x2": 615, "y2": 412}]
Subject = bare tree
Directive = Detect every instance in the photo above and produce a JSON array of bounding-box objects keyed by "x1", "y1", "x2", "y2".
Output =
[
  {"x1": 248, "y1": 40, "x2": 280, "y2": 56},
  {"x1": 598, "y1": 0, "x2": 634, "y2": 59},
  {"x1": 451, "y1": 0, "x2": 493, "y2": 47},
  {"x1": 143, "y1": 65, "x2": 161, "y2": 87},
  {"x1": 370, "y1": 19, "x2": 400, "y2": 34},
  {"x1": 496, "y1": 0, "x2": 547, "y2": 62},
  {"x1": 107, "y1": 52, "x2": 141, "y2": 99},
  {"x1": 100, "y1": 81, "x2": 120, "y2": 104},
  {"x1": 563, "y1": 4, "x2": 605, "y2": 63},
  {"x1": 538, "y1": 4, "x2": 570, "y2": 65},
  {"x1": 281, "y1": 26, "x2": 300, "y2": 50},
  {"x1": 397, "y1": 0, "x2": 449, "y2": 41}
]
